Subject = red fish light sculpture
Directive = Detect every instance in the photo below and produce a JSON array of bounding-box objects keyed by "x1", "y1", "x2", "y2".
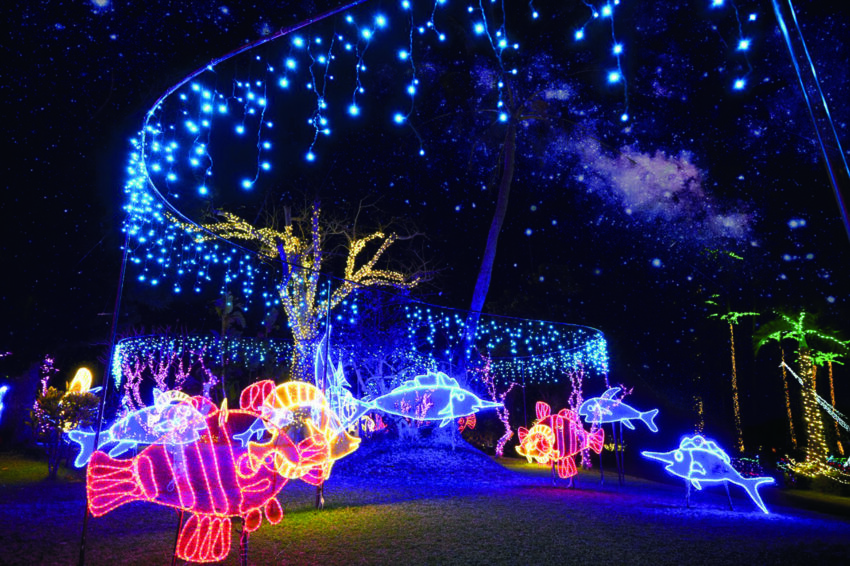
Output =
[
  {"x1": 85, "y1": 381, "x2": 354, "y2": 563},
  {"x1": 516, "y1": 402, "x2": 604, "y2": 479}
]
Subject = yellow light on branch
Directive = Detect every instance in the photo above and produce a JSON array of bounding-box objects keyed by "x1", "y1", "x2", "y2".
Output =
[
  {"x1": 176, "y1": 204, "x2": 421, "y2": 379},
  {"x1": 68, "y1": 368, "x2": 93, "y2": 394}
]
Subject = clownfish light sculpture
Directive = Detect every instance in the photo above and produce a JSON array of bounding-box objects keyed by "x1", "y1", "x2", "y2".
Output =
[
  {"x1": 516, "y1": 402, "x2": 604, "y2": 479},
  {"x1": 85, "y1": 380, "x2": 359, "y2": 563}
]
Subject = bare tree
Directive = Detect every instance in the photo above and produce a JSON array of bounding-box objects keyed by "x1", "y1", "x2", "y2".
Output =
[{"x1": 180, "y1": 202, "x2": 430, "y2": 379}]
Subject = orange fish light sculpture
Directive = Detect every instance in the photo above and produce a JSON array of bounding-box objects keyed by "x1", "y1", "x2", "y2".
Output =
[
  {"x1": 85, "y1": 380, "x2": 358, "y2": 563},
  {"x1": 516, "y1": 402, "x2": 605, "y2": 479}
]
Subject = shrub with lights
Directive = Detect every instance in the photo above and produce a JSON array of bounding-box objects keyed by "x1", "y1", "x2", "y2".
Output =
[{"x1": 30, "y1": 368, "x2": 100, "y2": 479}]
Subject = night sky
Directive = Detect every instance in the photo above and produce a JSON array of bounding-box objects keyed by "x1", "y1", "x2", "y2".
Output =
[{"x1": 5, "y1": 0, "x2": 850, "y2": 452}]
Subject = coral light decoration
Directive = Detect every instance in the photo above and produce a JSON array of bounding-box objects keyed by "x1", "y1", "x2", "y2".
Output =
[
  {"x1": 516, "y1": 402, "x2": 604, "y2": 479},
  {"x1": 642, "y1": 435, "x2": 775, "y2": 514},
  {"x1": 85, "y1": 380, "x2": 355, "y2": 563},
  {"x1": 457, "y1": 414, "x2": 476, "y2": 432}
]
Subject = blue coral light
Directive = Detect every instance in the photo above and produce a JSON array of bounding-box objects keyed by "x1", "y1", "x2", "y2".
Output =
[{"x1": 642, "y1": 435, "x2": 774, "y2": 513}]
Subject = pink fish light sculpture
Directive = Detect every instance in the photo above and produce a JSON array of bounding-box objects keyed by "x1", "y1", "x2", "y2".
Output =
[
  {"x1": 85, "y1": 380, "x2": 358, "y2": 563},
  {"x1": 516, "y1": 402, "x2": 604, "y2": 479}
]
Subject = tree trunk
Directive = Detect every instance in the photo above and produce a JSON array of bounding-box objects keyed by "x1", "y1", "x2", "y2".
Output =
[
  {"x1": 827, "y1": 361, "x2": 844, "y2": 456},
  {"x1": 780, "y1": 347, "x2": 797, "y2": 448},
  {"x1": 290, "y1": 336, "x2": 318, "y2": 381},
  {"x1": 728, "y1": 323, "x2": 745, "y2": 453},
  {"x1": 799, "y1": 349, "x2": 830, "y2": 472},
  {"x1": 460, "y1": 119, "x2": 518, "y2": 369}
]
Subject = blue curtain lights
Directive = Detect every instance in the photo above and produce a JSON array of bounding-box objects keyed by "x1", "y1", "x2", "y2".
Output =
[{"x1": 110, "y1": 301, "x2": 608, "y2": 393}]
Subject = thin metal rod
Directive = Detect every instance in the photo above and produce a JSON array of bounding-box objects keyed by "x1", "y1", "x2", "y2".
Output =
[
  {"x1": 773, "y1": 0, "x2": 850, "y2": 242},
  {"x1": 77, "y1": 231, "x2": 131, "y2": 566},
  {"x1": 171, "y1": 510, "x2": 185, "y2": 566}
]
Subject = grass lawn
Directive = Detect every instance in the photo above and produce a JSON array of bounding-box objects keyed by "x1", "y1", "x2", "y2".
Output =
[{"x1": 0, "y1": 443, "x2": 848, "y2": 565}]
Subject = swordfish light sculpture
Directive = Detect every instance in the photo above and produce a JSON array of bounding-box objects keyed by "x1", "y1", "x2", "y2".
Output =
[{"x1": 642, "y1": 435, "x2": 774, "y2": 514}]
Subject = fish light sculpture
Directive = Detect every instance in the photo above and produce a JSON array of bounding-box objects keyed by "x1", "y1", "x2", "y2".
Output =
[
  {"x1": 0, "y1": 385, "x2": 8, "y2": 424},
  {"x1": 642, "y1": 435, "x2": 775, "y2": 514},
  {"x1": 516, "y1": 402, "x2": 604, "y2": 479},
  {"x1": 69, "y1": 388, "x2": 210, "y2": 467},
  {"x1": 368, "y1": 371, "x2": 502, "y2": 426},
  {"x1": 85, "y1": 381, "x2": 358, "y2": 563},
  {"x1": 578, "y1": 387, "x2": 659, "y2": 432}
]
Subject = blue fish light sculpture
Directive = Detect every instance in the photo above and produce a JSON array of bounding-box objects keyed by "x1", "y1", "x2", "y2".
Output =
[
  {"x1": 0, "y1": 385, "x2": 8, "y2": 424},
  {"x1": 68, "y1": 388, "x2": 211, "y2": 467},
  {"x1": 370, "y1": 371, "x2": 502, "y2": 427},
  {"x1": 642, "y1": 435, "x2": 775, "y2": 514},
  {"x1": 578, "y1": 387, "x2": 659, "y2": 432}
]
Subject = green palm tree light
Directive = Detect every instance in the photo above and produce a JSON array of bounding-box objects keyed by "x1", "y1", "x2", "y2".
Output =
[
  {"x1": 707, "y1": 294, "x2": 759, "y2": 454},
  {"x1": 755, "y1": 311, "x2": 848, "y2": 477}
]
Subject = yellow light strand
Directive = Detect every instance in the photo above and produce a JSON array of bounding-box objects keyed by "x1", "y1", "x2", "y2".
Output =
[
  {"x1": 729, "y1": 323, "x2": 745, "y2": 454},
  {"x1": 798, "y1": 351, "x2": 830, "y2": 476},
  {"x1": 828, "y1": 361, "x2": 844, "y2": 456},
  {"x1": 780, "y1": 347, "x2": 797, "y2": 449},
  {"x1": 184, "y1": 206, "x2": 420, "y2": 380}
]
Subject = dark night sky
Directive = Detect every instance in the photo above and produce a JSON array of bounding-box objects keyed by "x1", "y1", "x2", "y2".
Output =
[{"x1": 4, "y1": 1, "x2": 850, "y2": 450}]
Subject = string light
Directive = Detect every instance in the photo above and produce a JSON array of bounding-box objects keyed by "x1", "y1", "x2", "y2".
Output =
[
  {"x1": 181, "y1": 205, "x2": 419, "y2": 379},
  {"x1": 756, "y1": 311, "x2": 848, "y2": 480},
  {"x1": 400, "y1": 304, "x2": 609, "y2": 384},
  {"x1": 780, "y1": 347, "x2": 797, "y2": 448},
  {"x1": 111, "y1": 335, "x2": 292, "y2": 396},
  {"x1": 782, "y1": 362, "x2": 850, "y2": 483},
  {"x1": 706, "y1": 0, "x2": 756, "y2": 90},
  {"x1": 123, "y1": 0, "x2": 755, "y2": 318}
]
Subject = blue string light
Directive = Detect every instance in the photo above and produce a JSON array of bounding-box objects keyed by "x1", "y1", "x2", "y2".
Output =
[{"x1": 122, "y1": 0, "x2": 766, "y2": 332}]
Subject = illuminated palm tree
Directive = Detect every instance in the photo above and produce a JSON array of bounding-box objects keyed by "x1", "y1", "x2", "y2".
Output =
[
  {"x1": 755, "y1": 311, "x2": 848, "y2": 475},
  {"x1": 811, "y1": 350, "x2": 846, "y2": 456},
  {"x1": 706, "y1": 294, "x2": 759, "y2": 453},
  {"x1": 753, "y1": 327, "x2": 797, "y2": 448}
]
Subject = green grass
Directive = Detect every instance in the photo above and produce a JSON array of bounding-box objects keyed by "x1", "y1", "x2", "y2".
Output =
[{"x1": 0, "y1": 449, "x2": 848, "y2": 565}]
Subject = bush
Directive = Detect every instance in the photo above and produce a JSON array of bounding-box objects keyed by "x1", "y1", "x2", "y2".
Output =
[{"x1": 29, "y1": 387, "x2": 99, "y2": 479}]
